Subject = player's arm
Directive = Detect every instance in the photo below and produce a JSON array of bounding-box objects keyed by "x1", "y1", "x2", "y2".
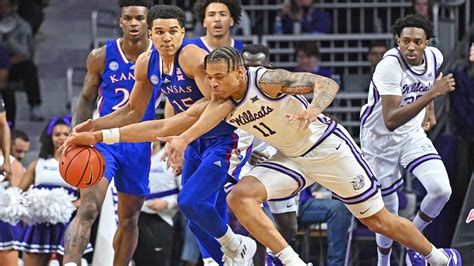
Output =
[
  {"x1": 72, "y1": 47, "x2": 104, "y2": 127},
  {"x1": 61, "y1": 98, "x2": 209, "y2": 149},
  {"x1": 422, "y1": 100, "x2": 436, "y2": 131},
  {"x1": 179, "y1": 45, "x2": 212, "y2": 99},
  {"x1": 83, "y1": 51, "x2": 155, "y2": 131},
  {"x1": 381, "y1": 73, "x2": 454, "y2": 131},
  {"x1": 18, "y1": 160, "x2": 37, "y2": 191},
  {"x1": 259, "y1": 69, "x2": 339, "y2": 112},
  {"x1": 0, "y1": 111, "x2": 11, "y2": 176}
]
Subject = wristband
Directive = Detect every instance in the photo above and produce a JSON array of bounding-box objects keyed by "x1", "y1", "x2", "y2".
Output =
[{"x1": 101, "y1": 128, "x2": 120, "y2": 144}]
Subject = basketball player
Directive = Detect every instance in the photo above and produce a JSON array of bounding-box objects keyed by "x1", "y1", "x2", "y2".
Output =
[
  {"x1": 155, "y1": 47, "x2": 456, "y2": 266},
  {"x1": 62, "y1": 1, "x2": 158, "y2": 265},
  {"x1": 359, "y1": 14, "x2": 458, "y2": 265},
  {"x1": 69, "y1": 5, "x2": 255, "y2": 265}
]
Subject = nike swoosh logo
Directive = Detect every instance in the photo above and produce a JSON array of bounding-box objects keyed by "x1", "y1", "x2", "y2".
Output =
[
  {"x1": 335, "y1": 143, "x2": 342, "y2": 150},
  {"x1": 154, "y1": 247, "x2": 163, "y2": 252},
  {"x1": 84, "y1": 164, "x2": 94, "y2": 185},
  {"x1": 360, "y1": 206, "x2": 371, "y2": 215},
  {"x1": 286, "y1": 203, "x2": 294, "y2": 208}
]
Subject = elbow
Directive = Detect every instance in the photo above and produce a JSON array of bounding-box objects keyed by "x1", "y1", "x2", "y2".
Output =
[{"x1": 384, "y1": 120, "x2": 398, "y2": 132}]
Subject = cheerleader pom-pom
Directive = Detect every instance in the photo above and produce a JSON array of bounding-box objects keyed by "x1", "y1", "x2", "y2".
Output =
[
  {"x1": 23, "y1": 187, "x2": 76, "y2": 225},
  {"x1": 0, "y1": 187, "x2": 28, "y2": 225}
]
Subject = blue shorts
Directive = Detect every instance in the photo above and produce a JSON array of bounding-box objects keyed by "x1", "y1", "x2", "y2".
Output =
[{"x1": 95, "y1": 142, "x2": 152, "y2": 196}]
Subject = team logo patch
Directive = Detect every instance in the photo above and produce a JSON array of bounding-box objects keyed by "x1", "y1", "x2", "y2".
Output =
[
  {"x1": 150, "y1": 74, "x2": 159, "y2": 85},
  {"x1": 466, "y1": 209, "x2": 474, "y2": 224},
  {"x1": 232, "y1": 149, "x2": 244, "y2": 161},
  {"x1": 421, "y1": 143, "x2": 433, "y2": 152},
  {"x1": 130, "y1": 65, "x2": 135, "y2": 70},
  {"x1": 109, "y1": 61, "x2": 119, "y2": 71},
  {"x1": 351, "y1": 175, "x2": 365, "y2": 190}
]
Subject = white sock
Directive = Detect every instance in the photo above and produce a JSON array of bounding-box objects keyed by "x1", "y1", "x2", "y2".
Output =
[
  {"x1": 216, "y1": 225, "x2": 240, "y2": 251},
  {"x1": 425, "y1": 246, "x2": 449, "y2": 266},
  {"x1": 412, "y1": 212, "x2": 431, "y2": 232},
  {"x1": 377, "y1": 248, "x2": 391, "y2": 266},
  {"x1": 64, "y1": 263, "x2": 77, "y2": 266},
  {"x1": 276, "y1": 246, "x2": 306, "y2": 266}
]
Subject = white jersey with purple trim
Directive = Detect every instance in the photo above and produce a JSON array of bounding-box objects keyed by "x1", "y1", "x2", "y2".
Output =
[
  {"x1": 226, "y1": 67, "x2": 336, "y2": 158},
  {"x1": 360, "y1": 46, "x2": 443, "y2": 136}
]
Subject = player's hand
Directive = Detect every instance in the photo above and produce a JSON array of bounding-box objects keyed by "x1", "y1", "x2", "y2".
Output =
[
  {"x1": 422, "y1": 108, "x2": 436, "y2": 131},
  {"x1": 249, "y1": 150, "x2": 269, "y2": 165},
  {"x1": 432, "y1": 72, "x2": 455, "y2": 97},
  {"x1": 286, "y1": 107, "x2": 320, "y2": 129},
  {"x1": 147, "y1": 199, "x2": 168, "y2": 212},
  {"x1": 59, "y1": 132, "x2": 97, "y2": 154},
  {"x1": 1, "y1": 160, "x2": 11, "y2": 183},
  {"x1": 158, "y1": 136, "x2": 188, "y2": 171},
  {"x1": 74, "y1": 119, "x2": 95, "y2": 133}
]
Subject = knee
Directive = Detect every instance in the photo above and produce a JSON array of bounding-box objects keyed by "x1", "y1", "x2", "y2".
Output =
[
  {"x1": 359, "y1": 213, "x2": 389, "y2": 236},
  {"x1": 77, "y1": 200, "x2": 101, "y2": 224},
  {"x1": 427, "y1": 181, "x2": 452, "y2": 203},
  {"x1": 226, "y1": 185, "x2": 258, "y2": 211},
  {"x1": 178, "y1": 193, "x2": 200, "y2": 217},
  {"x1": 118, "y1": 213, "x2": 140, "y2": 231}
]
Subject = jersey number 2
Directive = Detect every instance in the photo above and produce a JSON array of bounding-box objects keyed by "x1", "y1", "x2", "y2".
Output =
[
  {"x1": 112, "y1": 88, "x2": 130, "y2": 110},
  {"x1": 253, "y1": 122, "x2": 276, "y2": 137}
]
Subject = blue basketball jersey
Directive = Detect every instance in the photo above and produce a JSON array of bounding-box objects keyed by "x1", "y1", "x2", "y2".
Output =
[
  {"x1": 98, "y1": 39, "x2": 160, "y2": 122},
  {"x1": 192, "y1": 37, "x2": 245, "y2": 53},
  {"x1": 147, "y1": 39, "x2": 235, "y2": 137}
]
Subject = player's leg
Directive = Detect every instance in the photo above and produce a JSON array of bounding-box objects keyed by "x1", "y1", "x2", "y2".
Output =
[
  {"x1": 63, "y1": 177, "x2": 109, "y2": 263},
  {"x1": 63, "y1": 143, "x2": 118, "y2": 264},
  {"x1": 22, "y1": 252, "x2": 50, "y2": 266},
  {"x1": 112, "y1": 143, "x2": 151, "y2": 265},
  {"x1": 269, "y1": 198, "x2": 298, "y2": 245},
  {"x1": 375, "y1": 192, "x2": 399, "y2": 266}
]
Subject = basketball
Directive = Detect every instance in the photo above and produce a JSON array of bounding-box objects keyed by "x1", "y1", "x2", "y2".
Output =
[{"x1": 59, "y1": 146, "x2": 105, "y2": 188}]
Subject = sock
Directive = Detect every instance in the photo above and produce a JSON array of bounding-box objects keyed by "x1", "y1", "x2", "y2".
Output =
[
  {"x1": 413, "y1": 213, "x2": 431, "y2": 232},
  {"x1": 216, "y1": 225, "x2": 240, "y2": 251},
  {"x1": 377, "y1": 248, "x2": 391, "y2": 266},
  {"x1": 64, "y1": 263, "x2": 77, "y2": 266},
  {"x1": 276, "y1": 246, "x2": 306, "y2": 266},
  {"x1": 425, "y1": 245, "x2": 449, "y2": 266}
]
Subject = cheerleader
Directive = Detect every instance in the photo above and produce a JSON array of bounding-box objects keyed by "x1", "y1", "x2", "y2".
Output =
[{"x1": 18, "y1": 116, "x2": 92, "y2": 265}]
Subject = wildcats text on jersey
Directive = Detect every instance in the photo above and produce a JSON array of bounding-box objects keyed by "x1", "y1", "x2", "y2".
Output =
[
  {"x1": 229, "y1": 106, "x2": 274, "y2": 126},
  {"x1": 402, "y1": 81, "x2": 432, "y2": 94}
]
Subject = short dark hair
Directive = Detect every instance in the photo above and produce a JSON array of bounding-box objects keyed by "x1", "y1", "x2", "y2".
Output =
[
  {"x1": 205, "y1": 46, "x2": 245, "y2": 72},
  {"x1": 368, "y1": 41, "x2": 388, "y2": 51},
  {"x1": 243, "y1": 44, "x2": 270, "y2": 59},
  {"x1": 295, "y1": 42, "x2": 320, "y2": 59},
  {"x1": 118, "y1": 0, "x2": 152, "y2": 8},
  {"x1": 11, "y1": 129, "x2": 29, "y2": 142},
  {"x1": 392, "y1": 14, "x2": 434, "y2": 40},
  {"x1": 147, "y1": 5, "x2": 186, "y2": 29},
  {"x1": 193, "y1": 0, "x2": 241, "y2": 25}
]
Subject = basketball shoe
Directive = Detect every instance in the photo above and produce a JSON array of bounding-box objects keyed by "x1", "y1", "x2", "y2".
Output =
[
  {"x1": 443, "y1": 248, "x2": 462, "y2": 265},
  {"x1": 406, "y1": 250, "x2": 427, "y2": 266},
  {"x1": 221, "y1": 235, "x2": 257, "y2": 265}
]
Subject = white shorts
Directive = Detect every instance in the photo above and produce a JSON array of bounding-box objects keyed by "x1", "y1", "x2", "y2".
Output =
[
  {"x1": 360, "y1": 127, "x2": 442, "y2": 196},
  {"x1": 267, "y1": 197, "x2": 298, "y2": 214},
  {"x1": 247, "y1": 125, "x2": 384, "y2": 218}
]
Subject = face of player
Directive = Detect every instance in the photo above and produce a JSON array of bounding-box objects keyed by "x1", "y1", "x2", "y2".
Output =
[
  {"x1": 119, "y1": 6, "x2": 148, "y2": 42},
  {"x1": 52, "y1": 124, "x2": 70, "y2": 151},
  {"x1": 367, "y1": 46, "x2": 387, "y2": 68},
  {"x1": 397, "y1": 27, "x2": 428, "y2": 66},
  {"x1": 149, "y1": 19, "x2": 185, "y2": 57},
  {"x1": 203, "y1": 3, "x2": 234, "y2": 38},
  {"x1": 12, "y1": 138, "x2": 30, "y2": 162},
  {"x1": 206, "y1": 60, "x2": 245, "y2": 99}
]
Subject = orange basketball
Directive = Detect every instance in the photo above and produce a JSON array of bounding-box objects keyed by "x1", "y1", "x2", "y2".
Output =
[{"x1": 59, "y1": 146, "x2": 105, "y2": 188}]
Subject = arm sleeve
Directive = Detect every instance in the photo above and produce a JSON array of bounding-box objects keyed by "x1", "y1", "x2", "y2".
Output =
[{"x1": 371, "y1": 56, "x2": 403, "y2": 96}]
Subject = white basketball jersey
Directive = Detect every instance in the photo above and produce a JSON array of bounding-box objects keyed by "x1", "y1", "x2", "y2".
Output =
[
  {"x1": 35, "y1": 158, "x2": 76, "y2": 190},
  {"x1": 360, "y1": 46, "x2": 443, "y2": 136},
  {"x1": 226, "y1": 67, "x2": 336, "y2": 158}
]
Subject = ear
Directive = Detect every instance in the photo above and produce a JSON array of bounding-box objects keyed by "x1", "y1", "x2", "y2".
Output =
[
  {"x1": 238, "y1": 67, "x2": 246, "y2": 78},
  {"x1": 148, "y1": 29, "x2": 152, "y2": 39},
  {"x1": 396, "y1": 36, "x2": 400, "y2": 46},
  {"x1": 181, "y1": 26, "x2": 186, "y2": 35},
  {"x1": 119, "y1": 18, "x2": 124, "y2": 31},
  {"x1": 229, "y1": 17, "x2": 235, "y2": 28}
]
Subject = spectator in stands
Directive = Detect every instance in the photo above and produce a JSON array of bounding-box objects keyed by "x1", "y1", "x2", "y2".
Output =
[
  {"x1": 133, "y1": 142, "x2": 180, "y2": 266},
  {"x1": 281, "y1": 0, "x2": 332, "y2": 34},
  {"x1": 0, "y1": 0, "x2": 44, "y2": 124},
  {"x1": 11, "y1": 129, "x2": 30, "y2": 164},
  {"x1": 412, "y1": 0, "x2": 432, "y2": 21},
  {"x1": 294, "y1": 42, "x2": 341, "y2": 86},
  {"x1": 361, "y1": 42, "x2": 388, "y2": 90},
  {"x1": 298, "y1": 184, "x2": 353, "y2": 266},
  {"x1": 17, "y1": 0, "x2": 44, "y2": 35}
]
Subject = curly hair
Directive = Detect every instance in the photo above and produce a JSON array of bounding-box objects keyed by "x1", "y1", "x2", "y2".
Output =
[
  {"x1": 193, "y1": 0, "x2": 241, "y2": 25},
  {"x1": 118, "y1": 0, "x2": 152, "y2": 8},
  {"x1": 392, "y1": 14, "x2": 434, "y2": 40},
  {"x1": 147, "y1": 5, "x2": 186, "y2": 29}
]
